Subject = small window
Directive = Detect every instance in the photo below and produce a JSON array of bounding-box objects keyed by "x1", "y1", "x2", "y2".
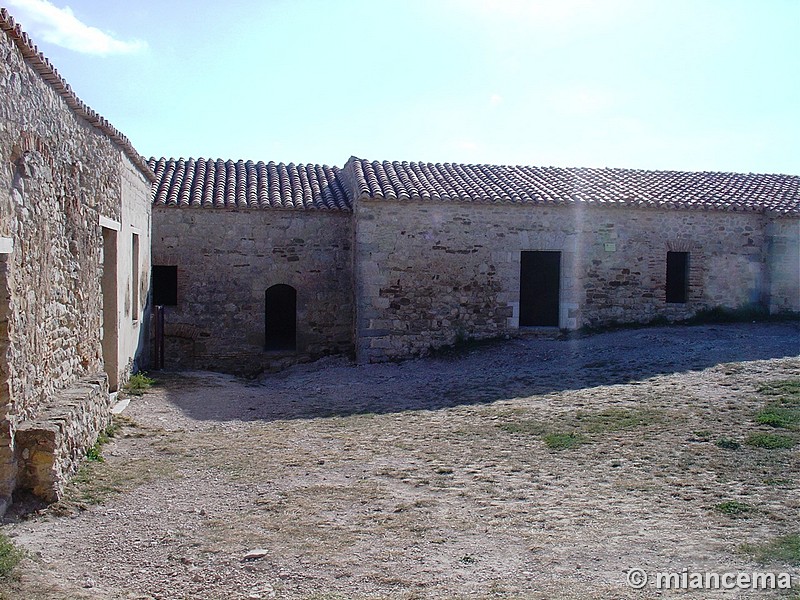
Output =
[
  {"x1": 666, "y1": 251, "x2": 689, "y2": 303},
  {"x1": 152, "y1": 266, "x2": 178, "y2": 306}
]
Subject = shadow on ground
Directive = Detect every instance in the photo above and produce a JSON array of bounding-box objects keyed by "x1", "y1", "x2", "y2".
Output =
[{"x1": 155, "y1": 322, "x2": 800, "y2": 422}]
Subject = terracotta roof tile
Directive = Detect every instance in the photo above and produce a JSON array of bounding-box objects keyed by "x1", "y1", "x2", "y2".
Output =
[
  {"x1": 342, "y1": 158, "x2": 800, "y2": 216},
  {"x1": 150, "y1": 155, "x2": 800, "y2": 216},
  {"x1": 0, "y1": 8, "x2": 154, "y2": 182},
  {"x1": 149, "y1": 158, "x2": 352, "y2": 211}
]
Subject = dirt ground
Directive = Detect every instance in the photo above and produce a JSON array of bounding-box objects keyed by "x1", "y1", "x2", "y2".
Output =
[{"x1": 1, "y1": 322, "x2": 799, "y2": 599}]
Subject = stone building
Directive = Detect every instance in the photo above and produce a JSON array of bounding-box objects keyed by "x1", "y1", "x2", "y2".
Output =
[
  {"x1": 1, "y1": 4, "x2": 799, "y2": 513},
  {"x1": 0, "y1": 10, "x2": 153, "y2": 510},
  {"x1": 150, "y1": 156, "x2": 799, "y2": 371},
  {"x1": 150, "y1": 158, "x2": 353, "y2": 374}
]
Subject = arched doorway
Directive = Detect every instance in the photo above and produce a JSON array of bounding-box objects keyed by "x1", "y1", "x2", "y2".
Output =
[{"x1": 265, "y1": 284, "x2": 296, "y2": 351}]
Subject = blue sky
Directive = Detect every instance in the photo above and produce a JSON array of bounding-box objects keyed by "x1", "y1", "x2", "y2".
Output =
[{"x1": 5, "y1": 0, "x2": 799, "y2": 174}]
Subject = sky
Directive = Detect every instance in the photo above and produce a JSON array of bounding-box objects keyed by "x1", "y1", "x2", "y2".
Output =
[{"x1": 4, "y1": 0, "x2": 799, "y2": 174}]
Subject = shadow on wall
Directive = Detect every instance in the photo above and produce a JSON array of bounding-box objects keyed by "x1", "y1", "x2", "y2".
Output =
[{"x1": 154, "y1": 322, "x2": 800, "y2": 423}]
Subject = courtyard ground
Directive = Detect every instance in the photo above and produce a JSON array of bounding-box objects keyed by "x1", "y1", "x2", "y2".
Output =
[{"x1": 1, "y1": 322, "x2": 799, "y2": 599}]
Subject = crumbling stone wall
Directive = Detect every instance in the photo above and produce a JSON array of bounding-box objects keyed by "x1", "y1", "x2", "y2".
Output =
[
  {"x1": 0, "y1": 24, "x2": 151, "y2": 509},
  {"x1": 355, "y1": 200, "x2": 784, "y2": 362},
  {"x1": 152, "y1": 208, "x2": 353, "y2": 374}
]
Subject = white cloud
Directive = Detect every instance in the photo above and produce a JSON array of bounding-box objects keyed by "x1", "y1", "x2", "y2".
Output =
[
  {"x1": 6, "y1": 0, "x2": 146, "y2": 55},
  {"x1": 489, "y1": 93, "x2": 503, "y2": 107}
]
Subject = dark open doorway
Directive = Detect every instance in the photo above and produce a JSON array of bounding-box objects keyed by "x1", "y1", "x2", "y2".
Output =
[
  {"x1": 519, "y1": 251, "x2": 561, "y2": 327},
  {"x1": 265, "y1": 284, "x2": 297, "y2": 351},
  {"x1": 666, "y1": 251, "x2": 689, "y2": 303}
]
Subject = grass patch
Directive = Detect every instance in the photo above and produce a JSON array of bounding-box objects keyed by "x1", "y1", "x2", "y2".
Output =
[
  {"x1": 499, "y1": 407, "x2": 656, "y2": 450},
  {"x1": 65, "y1": 462, "x2": 119, "y2": 505},
  {"x1": 124, "y1": 372, "x2": 156, "y2": 396},
  {"x1": 576, "y1": 408, "x2": 660, "y2": 433},
  {"x1": 57, "y1": 417, "x2": 168, "y2": 509},
  {"x1": 59, "y1": 456, "x2": 175, "y2": 508},
  {"x1": 715, "y1": 437, "x2": 741, "y2": 450},
  {"x1": 741, "y1": 534, "x2": 800, "y2": 566},
  {"x1": 543, "y1": 432, "x2": 587, "y2": 450},
  {"x1": 85, "y1": 444, "x2": 103, "y2": 462},
  {"x1": 745, "y1": 432, "x2": 797, "y2": 449},
  {"x1": 753, "y1": 380, "x2": 800, "y2": 431},
  {"x1": 0, "y1": 533, "x2": 24, "y2": 578},
  {"x1": 764, "y1": 478, "x2": 794, "y2": 486},
  {"x1": 756, "y1": 406, "x2": 800, "y2": 429},
  {"x1": 758, "y1": 380, "x2": 800, "y2": 400},
  {"x1": 83, "y1": 416, "x2": 131, "y2": 463},
  {"x1": 715, "y1": 500, "x2": 753, "y2": 518}
]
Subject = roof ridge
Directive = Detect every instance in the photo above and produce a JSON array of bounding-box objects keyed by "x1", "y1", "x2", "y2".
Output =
[
  {"x1": 0, "y1": 7, "x2": 154, "y2": 182},
  {"x1": 352, "y1": 158, "x2": 800, "y2": 179},
  {"x1": 149, "y1": 156, "x2": 340, "y2": 168}
]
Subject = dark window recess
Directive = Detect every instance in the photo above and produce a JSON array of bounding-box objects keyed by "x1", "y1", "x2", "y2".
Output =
[
  {"x1": 519, "y1": 251, "x2": 561, "y2": 327},
  {"x1": 265, "y1": 284, "x2": 297, "y2": 351},
  {"x1": 152, "y1": 265, "x2": 178, "y2": 306},
  {"x1": 666, "y1": 251, "x2": 689, "y2": 303}
]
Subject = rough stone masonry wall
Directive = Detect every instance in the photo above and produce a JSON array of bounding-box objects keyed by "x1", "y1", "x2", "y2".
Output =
[
  {"x1": 152, "y1": 208, "x2": 353, "y2": 374},
  {"x1": 0, "y1": 28, "x2": 151, "y2": 505},
  {"x1": 355, "y1": 199, "x2": 776, "y2": 362}
]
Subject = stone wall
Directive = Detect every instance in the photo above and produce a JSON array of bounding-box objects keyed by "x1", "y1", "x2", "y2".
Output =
[
  {"x1": 354, "y1": 199, "x2": 785, "y2": 362},
  {"x1": 0, "y1": 24, "x2": 152, "y2": 509},
  {"x1": 15, "y1": 375, "x2": 110, "y2": 502},
  {"x1": 152, "y1": 208, "x2": 353, "y2": 374},
  {"x1": 766, "y1": 217, "x2": 800, "y2": 313}
]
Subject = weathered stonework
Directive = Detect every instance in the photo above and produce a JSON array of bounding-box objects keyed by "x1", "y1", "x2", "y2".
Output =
[
  {"x1": 152, "y1": 208, "x2": 353, "y2": 374},
  {"x1": 0, "y1": 18, "x2": 152, "y2": 511},
  {"x1": 354, "y1": 200, "x2": 796, "y2": 362},
  {"x1": 153, "y1": 193, "x2": 796, "y2": 371}
]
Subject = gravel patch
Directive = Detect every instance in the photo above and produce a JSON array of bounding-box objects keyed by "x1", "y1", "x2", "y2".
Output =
[{"x1": 2, "y1": 322, "x2": 798, "y2": 599}]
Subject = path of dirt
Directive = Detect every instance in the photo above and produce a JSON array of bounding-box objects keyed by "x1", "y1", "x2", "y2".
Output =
[{"x1": 2, "y1": 322, "x2": 799, "y2": 599}]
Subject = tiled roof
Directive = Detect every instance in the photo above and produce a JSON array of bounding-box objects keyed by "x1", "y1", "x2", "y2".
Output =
[
  {"x1": 149, "y1": 158, "x2": 351, "y2": 210},
  {"x1": 151, "y1": 155, "x2": 799, "y2": 215},
  {"x1": 343, "y1": 157, "x2": 800, "y2": 216},
  {"x1": 0, "y1": 8, "x2": 154, "y2": 182}
]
